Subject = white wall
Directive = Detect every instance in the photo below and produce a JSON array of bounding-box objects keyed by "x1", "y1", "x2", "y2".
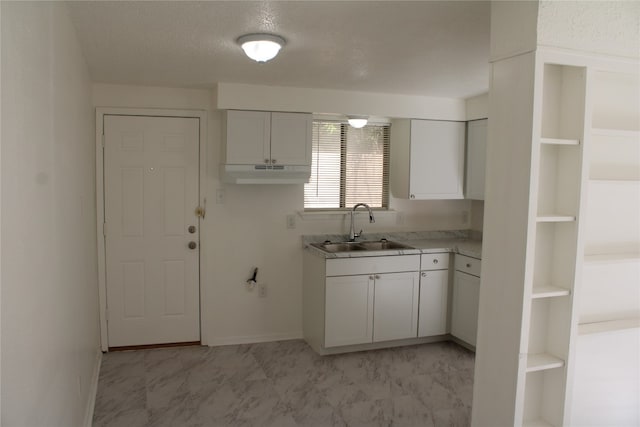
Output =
[
  {"x1": 1, "y1": 3, "x2": 100, "y2": 426},
  {"x1": 93, "y1": 83, "x2": 472, "y2": 345}
]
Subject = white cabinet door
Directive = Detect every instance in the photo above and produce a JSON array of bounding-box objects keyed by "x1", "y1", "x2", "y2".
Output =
[
  {"x1": 466, "y1": 119, "x2": 487, "y2": 200},
  {"x1": 225, "y1": 110, "x2": 270, "y2": 164},
  {"x1": 325, "y1": 275, "x2": 374, "y2": 347},
  {"x1": 418, "y1": 270, "x2": 449, "y2": 337},
  {"x1": 270, "y1": 112, "x2": 312, "y2": 166},
  {"x1": 451, "y1": 270, "x2": 480, "y2": 346},
  {"x1": 409, "y1": 120, "x2": 465, "y2": 199},
  {"x1": 373, "y1": 272, "x2": 420, "y2": 342}
]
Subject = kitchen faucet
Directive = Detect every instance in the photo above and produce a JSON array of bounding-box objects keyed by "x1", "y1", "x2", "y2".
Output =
[{"x1": 349, "y1": 203, "x2": 375, "y2": 241}]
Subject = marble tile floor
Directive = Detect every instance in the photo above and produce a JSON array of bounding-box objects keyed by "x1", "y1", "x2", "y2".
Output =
[{"x1": 93, "y1": 340, "x2": 475, "y2": 427}]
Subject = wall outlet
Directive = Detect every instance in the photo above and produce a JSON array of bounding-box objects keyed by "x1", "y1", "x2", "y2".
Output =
[
  {"x1": 286, "y1": 214, "x2": 296, "y2": 229},
  {"x1": 258, "y1": 283, "x2": 267, "y2": 298},
  {"x1": 462, "y1": 210, "x2": 469, "y2": 224},
  {"x1": 216, "y1": 188, "x2": 225, "y2": 204}
]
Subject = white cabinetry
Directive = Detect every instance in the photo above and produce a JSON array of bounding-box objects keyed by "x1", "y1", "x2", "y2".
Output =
[
  {"x1": 391, "y1": 119, "x2": 465, "y2": 200},
  {"x1": 373, "y1": 272, "x2": 420, "y2": 342},
  {"x1": 466, "y1": 119, "x2": 487, "y2": 200},
  {"x1": 223, "y1": 110, "x2": 312, "y2": 166},
  {"x1": 325, "y1": 275, "x2": 374, "y2": 347},
  {"x1": 418, "y1": 253, "x2": 450, "y2": 337},
  {"x1": 303, "y1": 253, "x2": 421, "y2": 352},
  {"x1": 452, "y1": 254, "x2": 481, "y2": 347}
]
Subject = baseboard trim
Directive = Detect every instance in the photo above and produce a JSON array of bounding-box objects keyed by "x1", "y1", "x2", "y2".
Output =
[
  {"x1": 208, "y1": 332, "x2": 303, "y2": 346},
  {"x1": 83, "y1": 349, "x2": 102, "y2": 427}
]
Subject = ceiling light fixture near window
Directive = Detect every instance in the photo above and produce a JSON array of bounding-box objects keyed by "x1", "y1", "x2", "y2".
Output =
[
  {"x1": 237, "y1": 33, "x2": 286, "y2": 63},
  {"x1": 347, "y1": 116, "x2": 368, "y2": 128}
]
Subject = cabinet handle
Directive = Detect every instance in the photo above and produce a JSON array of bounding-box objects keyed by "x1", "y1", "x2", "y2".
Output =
[
  {"x1": 264, "y1": 159, "x2": 270, "y2": 164},
  {"x1": 272, "y1": 159, "x2": 277, "y2": 164},
  {"x1": 375, "y1": 275, "x2": 380, "y2": 279},
  {"x1": 466, "y1": 263, "x2": 472, "y2": 268},
  {"x1": 369, "y1": 275, "x2": 374, "y2": 280},
  {"x1": 410, "y1": 194, "x2": 415, "y2": 199},
  {"x1": 433, "y1": 259, "x2": 438, "y2": 264},
  {"x1": 421, "y1": 272, "x2": 427, "y2": 278}
]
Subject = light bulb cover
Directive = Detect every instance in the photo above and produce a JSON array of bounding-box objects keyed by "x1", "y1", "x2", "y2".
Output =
[
  {"x1": 347, "y1": 116, "x2": 368, "y2": 128},
  {"x1": 237, "y1": 33, "x2": 286, "y2": 62}
]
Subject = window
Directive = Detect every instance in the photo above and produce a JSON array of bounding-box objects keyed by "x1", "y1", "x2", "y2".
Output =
[{"x1": 304, "y1": 121, "x2": 390, "y2": 209}]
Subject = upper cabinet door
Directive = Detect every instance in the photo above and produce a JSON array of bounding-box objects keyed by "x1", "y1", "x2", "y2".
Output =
[
  {"x1": 270, "y1": 112, "x2": 312, "y2": 166},
  {"x1": 466, "y1": 119, "x2": 488, "y2": 200},
  {"x1": 408, "y1": 120, "x2": 465, "y2": 199},
  {"x1": 225, "y1": 110, "x2": 271, "y2": 164}
]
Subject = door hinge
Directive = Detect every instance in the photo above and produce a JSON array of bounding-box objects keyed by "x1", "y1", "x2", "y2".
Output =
[
  {"x1": 105, "y1": 308, "x2": 109, "y2": 322},
  {"x1": 101, "y1": 134, "x2": 105, "y2": 148}
]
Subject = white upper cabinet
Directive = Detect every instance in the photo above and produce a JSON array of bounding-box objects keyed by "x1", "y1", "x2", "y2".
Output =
[
  {"x1": 223, "y1": 110, "x2": 312, "y2": 166},
  {"x1": 270, "y1": 112, "x2": 312, "y2": 166},
  {"x1": 391, "y1": 119, "x2": 465, "y2": 199},
  {"x1": 466, "y1": 119, "x2": 487, "y2": 200}
]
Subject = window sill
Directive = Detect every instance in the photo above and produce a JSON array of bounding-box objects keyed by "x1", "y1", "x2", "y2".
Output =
[{"x1": 298, "y1": 209, "x2": 396, "y2": 221}]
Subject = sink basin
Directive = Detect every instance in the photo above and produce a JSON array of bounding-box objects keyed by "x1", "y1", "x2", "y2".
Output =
[
  {"x1": 358, "y1": 240, "x2": 413, "y2": 251},
  {"x1": 311, "y1": 242, "x2": 368, "y2": 253},
  {"x1": 311, "y1": 239, "x2": 413, "y2": 253}
]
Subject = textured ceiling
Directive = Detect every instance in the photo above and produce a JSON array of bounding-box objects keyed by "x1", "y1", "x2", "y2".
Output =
[{"x1": 68, "y1": 1, "x2": 490, "y2": 99}]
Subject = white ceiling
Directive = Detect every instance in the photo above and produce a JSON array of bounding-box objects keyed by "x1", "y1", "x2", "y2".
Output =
[{"x1": 68, "y1": 1, "x2": 490, "y2": 99}]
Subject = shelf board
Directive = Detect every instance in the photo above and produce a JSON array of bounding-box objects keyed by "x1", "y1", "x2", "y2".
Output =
[
  {"x1": 540, "y1": 137, "x2": 580, "y2": 146},
  {"x1": 584, "y1": 252, "x2": 640, "y2": 264},
  {"x1": 526, "y1": 353, "x2": 565, "y2": 372},
  {"x1": 536, "y1": 214, "x2": 576, "y2": 223},
  {"x1": 579, "y1": 318, "x2": 640, "y2": 336},
  {"x1": 591, "y1": 128, "x2": 640, "y2": 138},
  {"x1": 532, "y1": 285, "x2": 571, "y2": 299},
  {"x1": 523, "y1": 419, "x2": 555, "y2": 427}
]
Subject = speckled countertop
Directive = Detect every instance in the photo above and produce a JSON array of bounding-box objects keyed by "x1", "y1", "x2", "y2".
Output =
[{"x1": 303, "y1": 230, "x2": 482, "y2": 259}]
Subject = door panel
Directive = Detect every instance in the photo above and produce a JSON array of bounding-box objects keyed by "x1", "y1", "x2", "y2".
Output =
[
  {"x1": 325, "y1": 275, "x2": 374, "y2": 347},
  {"x1": 104, "y1": 115, "x2": 200, "y2": 347},
  {"x1": 373, "y1": 272, "x2": 419, "y2": 342}
]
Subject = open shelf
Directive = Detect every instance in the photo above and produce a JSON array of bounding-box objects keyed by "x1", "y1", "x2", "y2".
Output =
[
  {"x1": 536, "y1": 143, "x2": 580, "y2": 219},
  {"x1": 590, "y1": 129, "x2": 640, "y2": 181},
  {"x1": 532, "y1": 286, "x2": 571, "y2": 299},
  {"x1": 584, "y1": 252, "x2": 640, "y2": 264},
  {"x1": 527, "y1": 353, "x2": 565, "y2": 372},
  {"x1": 578, "y1": 318, "x2": 640, "y2": 336},
  {"x1": 540, "y1": 137, "x2": 580, "y2": 146},
  {"x1": 522, "y1": 368, "x2": 565, "y2": 427},
  {"x1": 523, "y1": 419, "x2": 555, "y2": 427},
  {"x1": 536, "y1": 215, "x2": 575, "y2": 223}
]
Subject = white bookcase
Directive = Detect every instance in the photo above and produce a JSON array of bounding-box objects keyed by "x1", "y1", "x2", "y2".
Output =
[{"x1": 518, "y1": 62, "x2": 587, "y2": 427}]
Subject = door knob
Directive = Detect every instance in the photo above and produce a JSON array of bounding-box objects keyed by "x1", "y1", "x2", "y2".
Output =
[
  {"x1": 188, "y1": 241, "x2": 197, "y2": 250},
  {"x1": 188, "y1": 225, "x2": 196, "y2": 234}
]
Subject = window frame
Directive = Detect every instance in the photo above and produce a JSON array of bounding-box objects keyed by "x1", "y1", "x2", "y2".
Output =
[{"x1": 304, "y1": 120, "x2": 391, "y2": 211}]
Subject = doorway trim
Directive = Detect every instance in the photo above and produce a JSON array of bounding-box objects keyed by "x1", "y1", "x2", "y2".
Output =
[{"x1": 96, "y1": 107, "x2": 208, "y2": 351}]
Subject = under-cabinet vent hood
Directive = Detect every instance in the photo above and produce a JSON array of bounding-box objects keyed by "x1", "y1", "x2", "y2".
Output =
[{"x1": 220, "y1": 164, "x2": 311, "y2": 184}]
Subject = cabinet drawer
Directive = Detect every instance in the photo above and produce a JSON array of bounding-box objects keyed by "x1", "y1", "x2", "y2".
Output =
[
  {"x1": 326, "y1": 255, "x2": 420, "y2": 277},
  {"x1": 420, "y1": 253, "x2": 450, "y2": 271},
  {"x1": 455, "y1": 254, "x2": 481, "y2": 277}
]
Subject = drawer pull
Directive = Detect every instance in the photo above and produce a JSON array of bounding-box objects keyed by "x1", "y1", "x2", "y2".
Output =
[
  {"x1": 433, "y1": 259, "x2": 438, "y2": 264},
  {"x1": 375, "y1": 274, "x2": 381, "y2": 279},
  {"x1": 466, "y1": 263, "x2": 472, "y2": 268},
  {"x1": 369, "y1": 275, "x2": 375, "y2": 280},
  {"x1": 421, "y1": 272, "x2": 427, "y2": 277}
]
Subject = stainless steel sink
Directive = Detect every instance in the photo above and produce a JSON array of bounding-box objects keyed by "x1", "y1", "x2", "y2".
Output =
[
  {"x1": 311, "y1": 239, "x2": 413, "y2": 253},
  {"x1": 358, "y1": 240, "x2": 413, "y2": 251}
]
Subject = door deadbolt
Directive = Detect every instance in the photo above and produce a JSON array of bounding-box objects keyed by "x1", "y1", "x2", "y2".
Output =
[
  {"x1": 188, "y1": 225, "x2": 196, "y2": 234},
  {"x1": 188, "y1": 241, "x2": 197, "y2": 250}
]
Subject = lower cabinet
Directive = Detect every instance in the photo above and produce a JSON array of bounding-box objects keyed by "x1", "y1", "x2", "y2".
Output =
[
  {"x1": 418, "y1": 269, "x2": 449, "y2": 337},
  {"x1": 451, "y1": 255, "x2": 482, "y2": 347},
  {"x1": 373, "y1": 272, "x2": 420, "y2": 342},
  {"x1": 325, "y1": 271, "x2": 419, "y2": 347},
  {"x1": 325, "y1": 275, "x2": 374, "y2": 347}
]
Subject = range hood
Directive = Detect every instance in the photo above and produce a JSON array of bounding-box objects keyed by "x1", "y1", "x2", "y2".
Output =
[{"x1": 221, "y1": 164, "x2": 311, "y2": 184}]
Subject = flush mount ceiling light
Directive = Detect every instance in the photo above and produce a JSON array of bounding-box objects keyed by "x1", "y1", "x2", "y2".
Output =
[
  {"x1": 237, "y1": 33, "x2": 286, "y2": 63},
  {"x1": 347, "y1": 116, "x2": 368, "y2": 128}
]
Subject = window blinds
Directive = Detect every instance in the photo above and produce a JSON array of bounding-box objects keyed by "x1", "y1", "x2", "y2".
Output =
[{"x1": 304, "y1": 121, "x2": 390, "y2": 209}]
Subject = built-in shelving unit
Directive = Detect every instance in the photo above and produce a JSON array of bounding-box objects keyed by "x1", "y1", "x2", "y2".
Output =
[{"x1": 518, "y1": 62, "x2": 587, "y2": 427}]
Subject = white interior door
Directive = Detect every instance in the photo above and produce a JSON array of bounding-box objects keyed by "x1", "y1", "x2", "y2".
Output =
[{"x1": 104, "y1": 115, "x2": 200, "y2": 347}]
